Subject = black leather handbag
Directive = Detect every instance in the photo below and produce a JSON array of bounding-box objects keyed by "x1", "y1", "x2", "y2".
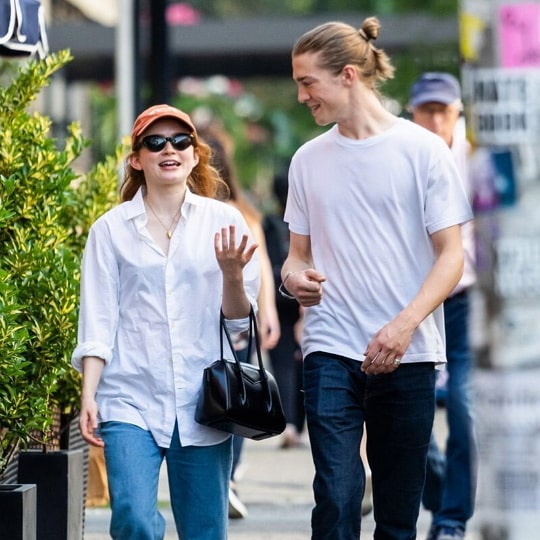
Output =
[{"x1": 195, "y1": 307, "x2": 286, "y2": 440}]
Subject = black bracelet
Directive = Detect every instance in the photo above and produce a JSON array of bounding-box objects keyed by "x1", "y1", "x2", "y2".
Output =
[
  {"x1": 278, "y1": 281, "x2": 296, "y2": 300},
  {"x1": 278, "y1": 271, "x2": 298, "y2": 301}
]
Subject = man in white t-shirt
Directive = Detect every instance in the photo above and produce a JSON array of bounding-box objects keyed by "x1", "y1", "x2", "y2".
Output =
[
  {"x1": 280, "y1": 17, "x2": 473, "y2": 540},
  {"x1": 410, "y1": 72, "x2": 477, "y2": 540}
]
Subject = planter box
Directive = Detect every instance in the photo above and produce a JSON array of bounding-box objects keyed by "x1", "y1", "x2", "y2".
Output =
[
  {"x1": 0, "y1": 483, "x2": 37, "y2": 540},
  {"x1": 17, "y1": 449, "x2": 84, "y2": 540}
]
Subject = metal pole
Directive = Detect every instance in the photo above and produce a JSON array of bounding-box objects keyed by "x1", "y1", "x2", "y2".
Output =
[
  {"x1": 149, "y1": 0, "x2": 170, "y2": 105},
  {"x1": 115, "y1": 0, "x2": 137, "y2": 142}
]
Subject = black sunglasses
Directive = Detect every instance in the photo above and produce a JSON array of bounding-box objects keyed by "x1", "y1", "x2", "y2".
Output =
[{"x1": 139, "y1": 133, "x2": 194, "y2": 152}]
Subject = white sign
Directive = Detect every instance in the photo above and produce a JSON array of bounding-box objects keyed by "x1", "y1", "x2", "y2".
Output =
[
  {"x1": 495, "y1": 237, "x2": 540, "y2": 298},
  {"x1": 473, "y1": 369, "x2": 540, "y2": 538},
  {"x1": 462, "y1": 67, "x2": 540, "y2": 145}
]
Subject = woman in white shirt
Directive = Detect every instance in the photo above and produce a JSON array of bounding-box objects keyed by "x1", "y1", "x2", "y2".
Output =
[{"x1": 72, "y1": 105, "x2": 260, "y2": 540}]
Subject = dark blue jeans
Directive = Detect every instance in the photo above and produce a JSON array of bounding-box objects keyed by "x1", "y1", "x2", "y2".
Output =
[
  {"x1": 304, "y1": 353, "x2": 436, "y2": 540},
  {"x1": 422, "y1": 291, "x2": 477, "y2": 531}
]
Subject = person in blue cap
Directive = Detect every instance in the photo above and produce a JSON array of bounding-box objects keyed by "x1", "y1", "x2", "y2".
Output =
[{"x1": 409, "y1": 72, "x2": 478, "y2": 540}]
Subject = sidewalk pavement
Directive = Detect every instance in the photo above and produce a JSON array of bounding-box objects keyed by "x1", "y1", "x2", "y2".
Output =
[{"x1": 84, "y1": 410, "x2": 481, "y2": 539}]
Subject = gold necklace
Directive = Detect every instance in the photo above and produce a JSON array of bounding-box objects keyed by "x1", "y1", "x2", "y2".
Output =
[{"x1": 145, "y1": 199, "x2": 182, "y2": 239}]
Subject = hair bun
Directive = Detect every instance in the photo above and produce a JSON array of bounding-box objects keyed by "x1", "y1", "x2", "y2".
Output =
[{"x1": 361, "y1": 16, "x2": 380, "y2": 41}]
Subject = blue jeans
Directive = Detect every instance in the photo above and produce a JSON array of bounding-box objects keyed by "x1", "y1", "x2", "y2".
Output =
[
  {"x1": 100, "y1": 421, "x2": 232, "y2": 540},
  {"x1": 422, "y1": 291, "x2": 477, "y2": 531},
  {"x1": 304, "y1": 353, "x2": 436, "y2": 540}
]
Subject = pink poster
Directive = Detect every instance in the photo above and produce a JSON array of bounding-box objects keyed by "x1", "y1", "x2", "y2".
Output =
[{"x1": 498, "y1": 2, "x2": 540, "y2": 67}]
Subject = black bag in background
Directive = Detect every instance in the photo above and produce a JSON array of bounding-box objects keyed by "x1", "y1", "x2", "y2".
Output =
[
  {"x1": 0, "y1": 0, "x2": 49, "y2": 58},
  {"x1": 195, "y1": 307, "x2": 286, "y2": 440}
]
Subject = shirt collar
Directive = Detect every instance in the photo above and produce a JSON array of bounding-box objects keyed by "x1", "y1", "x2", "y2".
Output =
[
  {"x1": 123, "y1": 187, "x2": 146, "y2": 220},
  {"x1": 124, "y1": 186, "x2": 200, "y2": 223}
]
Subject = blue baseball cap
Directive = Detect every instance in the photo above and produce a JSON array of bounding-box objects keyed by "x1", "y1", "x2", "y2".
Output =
[{"x1": 409, "y1": 72, "x2": 461, "y2": 107}]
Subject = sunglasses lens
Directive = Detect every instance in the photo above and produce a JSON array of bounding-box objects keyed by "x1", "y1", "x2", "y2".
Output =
[
  {"x1": 141, "y1": 134, "x2": 193, "y2": 152},
  {"x1": 170, "y1": 134, "x2": 193, "y2": 150},
  {"x1": 142, "y1": 136, "x2": 166, "y2": 152}
]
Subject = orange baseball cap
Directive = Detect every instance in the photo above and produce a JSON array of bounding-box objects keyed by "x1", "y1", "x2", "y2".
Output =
[{"x1": 131, "y1": 104, "x2": 196, "y2": 147}]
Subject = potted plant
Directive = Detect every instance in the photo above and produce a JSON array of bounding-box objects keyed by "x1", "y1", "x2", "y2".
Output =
[{"x1": 0, "y1": 50, "x2": 121, "y2": 538}]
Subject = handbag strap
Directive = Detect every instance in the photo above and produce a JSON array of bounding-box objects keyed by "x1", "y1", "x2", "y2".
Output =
[
  {"x1": 219, "y1": 306, "x2": 266, "y2": 373},
  {"x1": 219, "y1": 307, "x2": 272, "y2": 402},
  {"x1": 245, "y1": 307, "x2": 267, "y2": 376}
]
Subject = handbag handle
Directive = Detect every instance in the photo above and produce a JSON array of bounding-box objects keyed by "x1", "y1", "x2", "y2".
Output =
[{"x1": 219, "y1": 307, "x2": 273, "y2": 408}]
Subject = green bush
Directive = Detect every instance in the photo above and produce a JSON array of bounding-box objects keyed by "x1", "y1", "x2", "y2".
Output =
[{"x1": 0, "y1": 51, "x2": 122, "y2": 477}]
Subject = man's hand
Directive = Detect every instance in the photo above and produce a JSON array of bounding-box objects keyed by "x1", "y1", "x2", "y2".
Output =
[
  {"x1": 285, "y1": 269, "x2": 326, "y2": 307},
  {"x1": 361, "y1": 314, "x2": 414, "y2": 375}
]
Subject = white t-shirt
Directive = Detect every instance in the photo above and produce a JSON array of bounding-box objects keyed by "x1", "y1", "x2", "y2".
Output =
[{"x1": 284, "y1": 119, "x2": 473, "y2": 365}]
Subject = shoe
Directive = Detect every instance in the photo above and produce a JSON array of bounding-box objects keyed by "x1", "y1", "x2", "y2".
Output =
[
  {"x1": 437, "y1": 528, "x2": 465, "y2": 540},
  {"x1": 426, "y1": 525, "x2": 438, "y2": 540},
  {"x1": 429, "y1": 526, "x2": 465, "y2": 540},
  {"x1": 232, "y1": 461, "x2": 248, "y2": 483},
  {"x1": 361, "y1": 473, "x2": 373, "y2": 516},
  {"x1": 279, "y1": 424, "x2": 301, "y2": 449},
  {"x1": 228, "y1": 485, "x2": 248, "y2": 519}
]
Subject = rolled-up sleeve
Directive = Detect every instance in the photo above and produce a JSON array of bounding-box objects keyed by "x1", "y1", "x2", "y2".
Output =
[{"x1": 71, "y1": 221, "x2": 119, "y2": 372}]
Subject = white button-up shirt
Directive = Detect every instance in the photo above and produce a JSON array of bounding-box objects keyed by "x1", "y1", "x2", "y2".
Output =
[
  {"x1": 450, "y1": 130, "x2": 476, "y2": 295},
  {"x1": 72, "y1": 187, "x2": 260, "y2": 447}
]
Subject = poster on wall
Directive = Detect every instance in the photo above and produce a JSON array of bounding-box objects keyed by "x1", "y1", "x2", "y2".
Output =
[
  {"x1": 460, "y1": 0, "x2": 494, "y2": 64},
  {"x1": 470, "y1": 147, "x2": 517, "y2": 212},
  {"x1": 473, "y1": 368, "x2": 540, "y2": 538},
  {"x1": 498, "y1": 2, "x2": 540, "y2": 67},
  {"x1": 462, "y1": 67, "x2": 540, "y2": 145},
  {"x1": 461, "y1": 4, "x2": 540, "y2": 538}
]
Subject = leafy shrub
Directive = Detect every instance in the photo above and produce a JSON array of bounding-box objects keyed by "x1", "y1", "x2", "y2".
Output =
[{"x1": 0, "y1": 51, "x2": 122, "y2": 476}]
